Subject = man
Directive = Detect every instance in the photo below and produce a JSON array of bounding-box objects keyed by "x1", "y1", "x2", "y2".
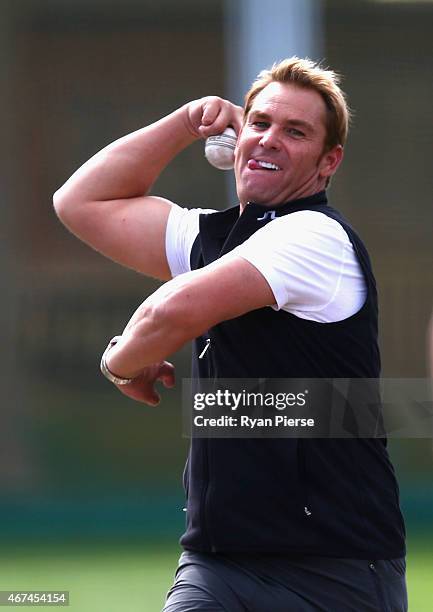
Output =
[{"x1": 54, "y1": 58, "x2": 407, "y2": 611}]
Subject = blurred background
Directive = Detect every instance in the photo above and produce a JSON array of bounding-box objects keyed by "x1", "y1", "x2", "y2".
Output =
[{"x1": 2, "y1": 0, "x2": 432, "y2": 609}]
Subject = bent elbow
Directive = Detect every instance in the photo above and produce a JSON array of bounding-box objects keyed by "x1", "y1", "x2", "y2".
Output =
[
  {"x1": 53, "y1": 185, "x2": 72, "y2": 222},
  {"x1": 52, "y1": 183, "x2": 89, "y2": 232},
  {"x1": 53, "y1": 188, "x2": 63, "y2": 215}
]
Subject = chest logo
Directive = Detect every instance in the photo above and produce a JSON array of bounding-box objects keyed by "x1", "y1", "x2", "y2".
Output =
[{"x1": 257, "y1": 210, "x2": 276, "y2": 221}]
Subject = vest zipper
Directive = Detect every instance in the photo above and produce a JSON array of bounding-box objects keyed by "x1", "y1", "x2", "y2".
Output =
[
  {"x1": 182, "y1": 454, "x2": 190, "y2": 526},
  {"x1": 182, "y1": 454, "x2": 190, "y2": 496},
  {"x1": 198, "y1": 338, "x2": 211, "y2": 359},
  {"x1": 199, "y1": 334, "x2": 215, "y2": 551}
]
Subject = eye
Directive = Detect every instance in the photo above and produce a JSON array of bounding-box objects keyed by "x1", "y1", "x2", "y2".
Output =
[
  {"x1": 287, "y1": 127, "x2": 305, "y2": 137},
  {"x1": 250, "y1": 120, "x2": 269, "y2": 129}
]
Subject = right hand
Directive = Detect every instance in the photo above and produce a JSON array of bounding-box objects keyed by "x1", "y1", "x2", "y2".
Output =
[{"x1": 184, "y1": 96, "x2": 244, "y2": 140}]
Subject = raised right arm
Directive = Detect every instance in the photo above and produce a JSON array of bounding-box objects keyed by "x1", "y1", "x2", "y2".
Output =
[{"x1": 53, "y1": 98, "x2": 243, "y2": 280}]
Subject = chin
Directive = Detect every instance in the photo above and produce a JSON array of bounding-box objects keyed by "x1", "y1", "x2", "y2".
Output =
[
  {"x1": 245, "y1": 193, "x2": 277, "y2": 206},
  {"x1": 237, "y1": 177, "x2": 288, "y2": 206},
  {"x1": 238, "y1": 186, "x2": 271, "y2": 206}
]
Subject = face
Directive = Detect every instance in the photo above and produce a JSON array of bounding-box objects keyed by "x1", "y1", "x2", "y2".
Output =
[{"x1": 234, "y1": 81, "x2": 343, "y2": 209}]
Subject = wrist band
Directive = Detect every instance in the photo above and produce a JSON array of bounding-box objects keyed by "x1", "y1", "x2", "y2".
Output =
[{"x1": 100, "y1": 336, "x2": 135, "y2": 385}]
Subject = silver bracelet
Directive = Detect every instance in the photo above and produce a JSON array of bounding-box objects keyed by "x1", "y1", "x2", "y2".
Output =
[{"x1": 100, "y1": 336, "x2": 135, "y2": 385}]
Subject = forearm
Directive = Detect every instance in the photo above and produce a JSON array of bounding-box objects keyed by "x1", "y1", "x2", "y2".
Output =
[
  {"x1": 104, "y1": 274, "x2": 198, "y2": 378},
  {"x1": 54, "y1": 105, "x2": 197, "y2": 205}
]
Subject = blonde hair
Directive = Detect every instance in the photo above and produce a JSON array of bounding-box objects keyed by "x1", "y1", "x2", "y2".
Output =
[{"x1": 244, "y1": 57, "x2": 351, "y2": 151}]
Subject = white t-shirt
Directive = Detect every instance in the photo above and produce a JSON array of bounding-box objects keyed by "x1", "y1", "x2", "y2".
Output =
[{"x1": 165, "y1": 204, "x2": 367, "y2": 323}]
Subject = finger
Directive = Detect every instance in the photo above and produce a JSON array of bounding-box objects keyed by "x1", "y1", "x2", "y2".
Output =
[
  {"x1": 221, "y1": 107, "x2": 244, "y2": 137},
  {"x1": 201, "y1": 100, "x2": 221, "y2": 127},
  {"x1": 140, "y1": 381, "x2": 161, "y2": 405},
  {"x1": 158, "y1": 362, "x2": 175, "y2": 388},
  {"x1": 145, "y1": 392, "x2": 160, "y2": 406},
  {"x1": 200, "y1": 105, "x2": 243, "y2": 139},
  {"x1": 232, "y1": 105, "x2": 244, "y2": 135},
  {"x1": 115, "y1": 380, "x2": 160, "y2": 406},
  {"x1": 117, "y1": 385, "x2": 156, "y2": 405}
]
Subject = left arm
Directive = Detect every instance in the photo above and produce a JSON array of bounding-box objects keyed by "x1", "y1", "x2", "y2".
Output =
[{"x1": 105, "y1": 254, "x2": 275, "y2": 379}]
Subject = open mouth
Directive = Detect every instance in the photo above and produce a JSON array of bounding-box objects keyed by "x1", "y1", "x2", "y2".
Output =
[{"x1": 248, "y1": 159, "x2": 282, "y2": 171}]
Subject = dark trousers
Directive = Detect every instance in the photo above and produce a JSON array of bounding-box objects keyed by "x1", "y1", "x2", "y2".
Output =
[{"x1": 163, "y1": 551, "x2": 407, "y2": 612}]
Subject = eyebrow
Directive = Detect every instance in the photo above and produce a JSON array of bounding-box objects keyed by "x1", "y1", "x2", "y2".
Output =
[{"x1": 248, "y1": 110, "x2": 314, "y2": 132}]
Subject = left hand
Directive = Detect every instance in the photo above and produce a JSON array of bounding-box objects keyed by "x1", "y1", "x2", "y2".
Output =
[{"x1": 114, "y1": 361, "x2": 175, "y2": 405}]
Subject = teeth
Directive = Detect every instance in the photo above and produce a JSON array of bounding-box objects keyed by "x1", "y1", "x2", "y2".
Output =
[{"x1": 258, "y1": 160, "x2": 280, "y2": 170}]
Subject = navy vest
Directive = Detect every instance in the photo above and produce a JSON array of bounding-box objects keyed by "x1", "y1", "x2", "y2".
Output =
[{"x1": 180, "y1": 191, "x2": 405, "y2": 559}]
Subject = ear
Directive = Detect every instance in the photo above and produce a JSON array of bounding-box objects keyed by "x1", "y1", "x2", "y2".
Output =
[{"x1": 318, "y1": 144, "x2": 344, "y2": 179}]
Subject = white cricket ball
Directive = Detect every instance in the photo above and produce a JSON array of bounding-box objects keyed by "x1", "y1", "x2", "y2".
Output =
[{"x1": 204, "y1": 127, "x2": 237, "y2": 170}]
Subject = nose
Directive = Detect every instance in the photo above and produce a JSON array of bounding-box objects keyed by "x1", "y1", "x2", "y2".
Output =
[{"x1": 259, "y1": 127, "x2": 281, "y2": 150}]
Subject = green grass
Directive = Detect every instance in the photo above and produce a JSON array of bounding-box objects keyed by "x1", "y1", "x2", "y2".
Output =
[
  {"x1": 0, "y1": 537, "x2": 430, "y2": 611},
  {"x1": 406, "y1": 542, "x2": 433, "y2": 612},
  {"x1": 0, "y1": 543, "x2": 179, "y2": 611}
]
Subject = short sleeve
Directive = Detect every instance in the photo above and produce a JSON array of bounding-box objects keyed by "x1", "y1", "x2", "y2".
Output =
[
  {"x1": 232, "y1": 211, "x2": 366, "y2": 323},
  {"x1": 165, "y1": 204, "x2": 216, "y2": 276}
]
